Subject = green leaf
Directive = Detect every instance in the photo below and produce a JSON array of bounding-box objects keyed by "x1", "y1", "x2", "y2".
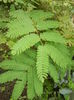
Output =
[
  {"x1": 45, "y1": 44, "x2": 70, "y2": 68},
  {"x1": 11, "y1": 34, "x2": 40, "y2": 55},
  {"x1": 25, "y1": 49, "x2": 36, "y2": 60},
  {"x1": 48, "y1": 62, "x2": 59, "y2": 83},
  {"x1": 11, "y1": 73, "x2": 26, "y2": 100},
  {"x1": 27, "y1": 67, "x2": 35, "y2": 99},
  {"x1": 0, "y1": 71, "x2": 25, "y2": 83},
  {"x1": 36, "y1": 45, "x2": 49, "y2": 83},
  {"x1": 29, "y1": 10, "x2": 54, "y2": 22},
  {"x1": 6, "y1": 10, "x2": 35, "y2": 39},
  {"x1": 34, "y1": 67, "x2": 43, "y2": 96},
  {"x1": 53, "y1": 43, "x2": 70, "y2": 56},
  {"x1": 37, "y1": 20, "x2": 59, "y2": 30},
  {"x1": 40, "y1": 31, "x2": 66, "y2": 44},
  {"x1": 0, "y1": 60, "x2": 28, "y2": 71},
  {"x1": 11, "y1": 53, "x2": 35, "y2": 66}
]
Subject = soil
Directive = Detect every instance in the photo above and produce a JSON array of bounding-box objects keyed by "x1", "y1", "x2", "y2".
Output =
[{"x1": 0, "y1": 81, "x2": 15, "y2": 100}]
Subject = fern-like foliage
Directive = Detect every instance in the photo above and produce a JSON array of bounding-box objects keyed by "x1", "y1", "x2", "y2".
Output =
[
  {"x1": 27, "y1": 66, "x2": 35, "y2": 99},
  {"x1": 7, "y1": 10, "x2": 35, "y2": 39},
  {"x1": 11, "y1": 76, "x2": 26, "y2": 100},
  {"x1": 0, "y1": 7, "x2": 72, "y2": 100},
  {"x1": 0, "y1": 71, "x2": 25, "y2": 83},
  {"x1": 40, "y1": 31, "x2": 66, "y2": 44},
  {"x1": 0, "y1": 53, "x2": 43, "y2": 100},
  {"x1": 44, "y1": 44, "x2": 71, "y2": 69},
  {"x1": 11, "y1": 34, "x2": 40, "y2": 55},
  {"x1": 33, "y1": 67, "x2": 43, "y2": 96},
  {"x1": 48, "y1": 62, "x2": 59, "y2": 83},
  {"x1": 6, "y1": 9, "x2": 72, "y2": 82},
  {"x1": 36, "y1": 45, "x2": 49, "y2": 82}
]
